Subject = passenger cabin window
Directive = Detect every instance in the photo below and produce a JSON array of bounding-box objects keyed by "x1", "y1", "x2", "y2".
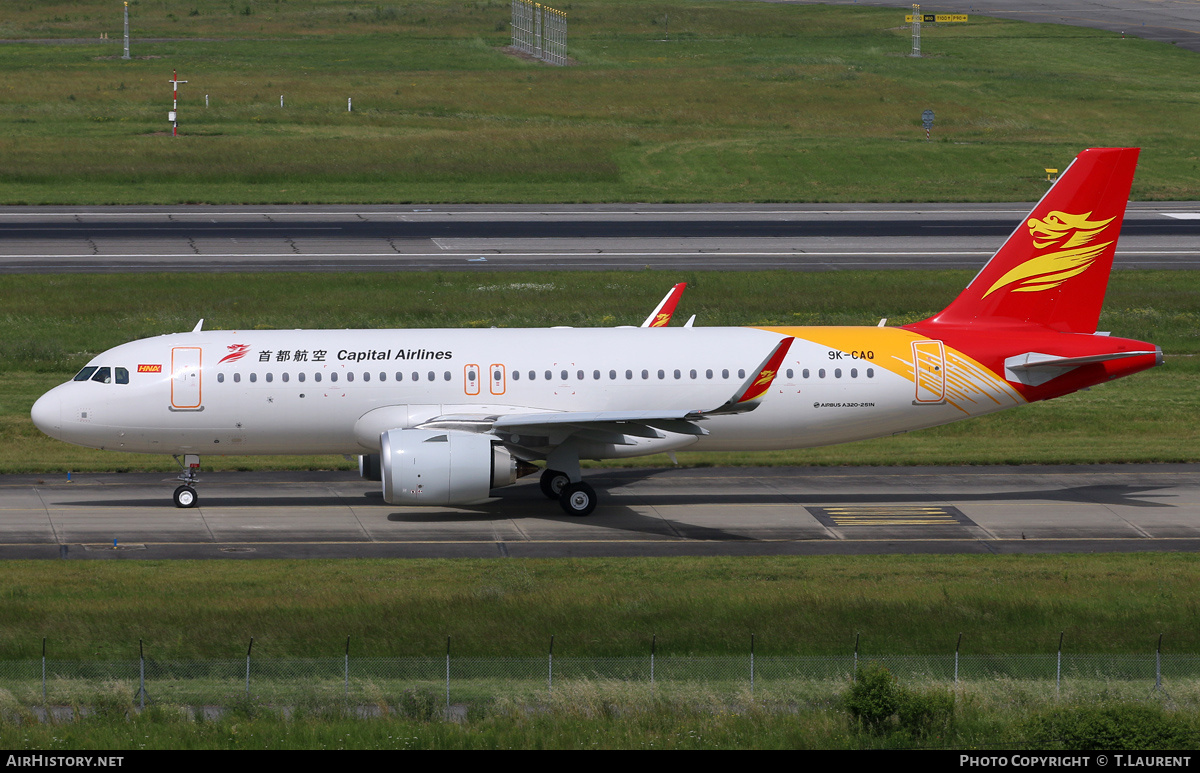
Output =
[{"x1": 217, "y1": 373, "x2": 225, "y2": 383}]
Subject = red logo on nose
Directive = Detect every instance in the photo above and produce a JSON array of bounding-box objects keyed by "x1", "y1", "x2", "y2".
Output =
[{"x1": 219, "y1": 343, "x2": 250, "y2": 364}]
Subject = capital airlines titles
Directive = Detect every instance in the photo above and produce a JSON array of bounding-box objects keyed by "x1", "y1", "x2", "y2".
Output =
[
  {"x1": 221, "y1": 346, "x2": 453, "y2": 366},
  {"x1": 338, "y1": 348, "x2": 453, "y2": 363}
]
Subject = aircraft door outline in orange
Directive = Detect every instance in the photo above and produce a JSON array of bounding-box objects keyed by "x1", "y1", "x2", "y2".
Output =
[{"x1": 912, "y1": 340, "x2": 946, "y2": 404}]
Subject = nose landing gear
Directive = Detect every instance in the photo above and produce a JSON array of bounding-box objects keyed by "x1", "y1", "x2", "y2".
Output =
[{"x1": 172, "y1": 454, "x2": 201, "y2": 508}]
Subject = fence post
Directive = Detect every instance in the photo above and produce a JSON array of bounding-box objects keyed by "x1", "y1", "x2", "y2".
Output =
[
  {"x1": 750, "y1": 634, "x2": 755, "y2": 698},
  {"x1": 139, "y1": 639, "x2": 145, "y2": 711},
  {"x1": 853, "y1": 633, "x2": 860, "y2": 680},
  {"x1": 245, "y1": 637, "x2": 254, "y2": 699},
  {"x1": 954, "y1": 632, "x2": 962, "y2": 686},
  {"x1": 1056, "y1": 632, "x2": 1063, "y2": 698},
  {"x1": 41, "y1": 638, "x2": 46, "y2": 705},
  {"x1": 444, "y1": 636, "x2": 451, "y2": 721},
  {"x1": 548, "y1": 635, "x2": 554, "y2": 693},
  {"x1": 650, "y1": 634, "x2": 655, "y2": 687},
  {"x1": 344, "y1": 636, "x2": 350, "y2": 701},
  {"x1": 1156, "y1": 633, "x2": 1163, "y2": 692}
]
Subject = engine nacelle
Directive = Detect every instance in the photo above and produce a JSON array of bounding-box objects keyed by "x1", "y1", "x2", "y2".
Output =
[{"x1": 380, "y1": 429, "x2": 524, "y2": 506}]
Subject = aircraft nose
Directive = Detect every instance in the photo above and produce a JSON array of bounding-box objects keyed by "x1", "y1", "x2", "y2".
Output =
[{"x1": 30, "y1": 389, "x2": 62, "y2": 438}]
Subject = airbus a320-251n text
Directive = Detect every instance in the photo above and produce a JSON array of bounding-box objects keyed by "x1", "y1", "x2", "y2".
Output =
[{"x1": 31, "y1": 148, "x2": 1161, "y2": 516}]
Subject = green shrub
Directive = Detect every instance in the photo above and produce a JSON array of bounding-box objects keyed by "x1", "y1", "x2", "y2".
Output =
[
  {"x1": 844, "y1": 663, "x2": 955, "y2": 737},
  {"x1": 844, "y1": 663, "x2": 899, "y2": 732},
  {"x1": 1024, "y1": 703, "x2": 1196, "y2": 751}
]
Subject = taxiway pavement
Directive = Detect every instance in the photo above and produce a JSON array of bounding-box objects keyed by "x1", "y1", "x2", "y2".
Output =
[{"x1": 2, "y1": 464, "x2": 1197, "y2": 559}]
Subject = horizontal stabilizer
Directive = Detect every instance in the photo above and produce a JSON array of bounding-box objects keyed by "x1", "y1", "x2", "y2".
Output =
[{"x1": 1004, "y1": 349, "x2": 1160, "y2": 386}]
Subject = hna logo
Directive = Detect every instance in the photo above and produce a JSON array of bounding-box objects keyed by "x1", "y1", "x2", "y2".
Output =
[
  {"x1": 983, "y1": 210, "x2": 1116, "y2": 298},
  {"x1": 218, "y1": 343, "x2": 251, "y2": 364}
]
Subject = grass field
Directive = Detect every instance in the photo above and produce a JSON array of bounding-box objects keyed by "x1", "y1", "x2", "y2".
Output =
[
  {"x1": 2, "y1": 1, "x2": 1200, "y2": 202},
  {"x1": 2, "y1": 269, "x2": 1196, "y2": 473},
  {"x1": 3, "y1": 553, "x2": 1200, "y2": 660}
]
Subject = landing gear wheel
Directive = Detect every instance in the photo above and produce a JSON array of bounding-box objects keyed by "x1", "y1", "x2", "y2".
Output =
[
  {"x1": 559, "y1": 481, "x2": 597, "y2": 517},
  {"x1": 540, "y1": 469, "x2": 570, "y2": 500},
  {"x1": 173, "y1": 485, "x2": 198, "y2": 509}
]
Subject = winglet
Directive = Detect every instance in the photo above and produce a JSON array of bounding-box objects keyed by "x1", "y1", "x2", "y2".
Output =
[
  {"x1": 192, "y1": 319, "x2": 204, "y2": 333},
  {"x1": 705, "y1": 337, "x2": 794, "y2": 415},
  {"x1": 641, "y1": 283, "x2": 687, "y2": 327}
]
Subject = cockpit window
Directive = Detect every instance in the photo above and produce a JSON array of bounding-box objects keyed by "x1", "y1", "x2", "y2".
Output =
[
  {"x1": 73, "y1": 366, "x2": 98, "y2": 382},
  {"x1": 115, "y1": 367, "x2": 129, "y2": 385},
  {"x1": 90, "y1": 367, "x2": 112, "y2": 384}
]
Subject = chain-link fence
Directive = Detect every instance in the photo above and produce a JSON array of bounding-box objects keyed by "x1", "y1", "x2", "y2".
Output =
[{"x1": 2, "y1": 651, "x2": 1198, "y2": 716}]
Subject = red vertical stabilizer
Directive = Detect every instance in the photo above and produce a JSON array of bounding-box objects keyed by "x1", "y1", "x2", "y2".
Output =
[{"x1": 920, "y1": 148, "x2": 1139, "y2": 334}]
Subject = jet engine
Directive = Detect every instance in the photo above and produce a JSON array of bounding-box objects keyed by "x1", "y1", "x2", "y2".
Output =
[{"x1": 380, "y1": 428, "x2": 535, "y2": 506}]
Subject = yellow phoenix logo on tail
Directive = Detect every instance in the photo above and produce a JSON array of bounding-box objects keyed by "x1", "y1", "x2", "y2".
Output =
[{"x1": 982, "y1": 211, "x2": 1115, "y2": 298}]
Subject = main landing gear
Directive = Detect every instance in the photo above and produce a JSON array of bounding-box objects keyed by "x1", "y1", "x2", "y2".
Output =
[
  {"x1": 539, "y1": 468, "x2": 597, "y2": 517},
  {"x1": 172, "y1": 454, "x2": 201, "y2": 508}
]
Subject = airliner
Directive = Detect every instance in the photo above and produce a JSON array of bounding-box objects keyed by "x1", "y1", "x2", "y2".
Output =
[{"x1": 31, "y1": 148, "x2": 1161, "y2": 516}]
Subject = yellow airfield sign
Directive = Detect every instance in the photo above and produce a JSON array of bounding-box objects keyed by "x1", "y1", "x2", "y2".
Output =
[{"x1": 906, "y1": 14, "x2": 969, "y2": 23}]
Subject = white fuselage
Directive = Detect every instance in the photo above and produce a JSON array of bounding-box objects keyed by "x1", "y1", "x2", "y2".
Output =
[{"x1": 31, "y1": 325, "x2": 1021, "y2": 459}]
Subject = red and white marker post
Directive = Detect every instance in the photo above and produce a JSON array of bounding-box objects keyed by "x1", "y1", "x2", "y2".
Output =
[{"x1": 168, "y1": 69, "x2": 187, "y2": 137}]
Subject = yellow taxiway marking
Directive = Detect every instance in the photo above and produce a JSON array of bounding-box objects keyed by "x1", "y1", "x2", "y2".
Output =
[{"x1": 809, "y1": 505, "x2": 970, "y2": 527}]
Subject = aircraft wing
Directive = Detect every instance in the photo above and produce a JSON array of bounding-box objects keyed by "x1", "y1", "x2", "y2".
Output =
[{"x1": 416, "y1": 337, "x2": 795, "y2": 447}]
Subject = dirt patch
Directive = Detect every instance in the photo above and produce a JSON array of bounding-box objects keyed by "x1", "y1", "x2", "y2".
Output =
[{"x1": 497, "y1": 45, "x2": 575, "y2": 66}]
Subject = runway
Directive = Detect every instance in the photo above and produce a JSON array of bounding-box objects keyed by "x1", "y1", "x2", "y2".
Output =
[
  {"x1": 2, "y1": 464, "x2": 1197, "y2": 559},
  {"x1": 2, "y1": 202, "x2": 1199, "y2": 273},
  {"x1": 783, "y1": 0, "x2": 1200, "y2": 54}
]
